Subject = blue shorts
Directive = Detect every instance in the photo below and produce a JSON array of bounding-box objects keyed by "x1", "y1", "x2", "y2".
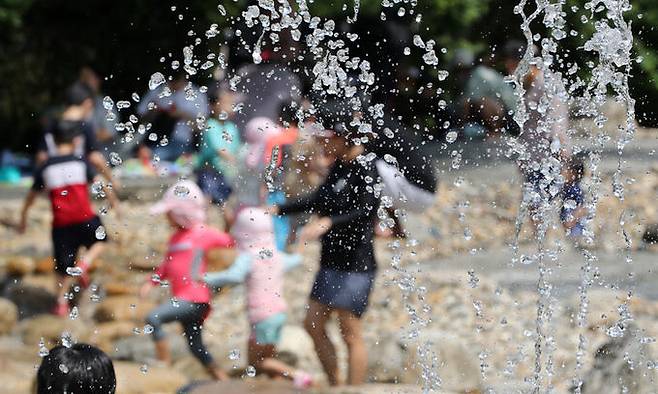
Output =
[
  {"x1": 252, "y1": 312, "x2": 287, "y2": 345},
  {"x1": 310, "y1": 268, "x2": 375, "y2": 318},
  {"x1": 196, "y1": 167, "x2": 232, "y2": 204}
]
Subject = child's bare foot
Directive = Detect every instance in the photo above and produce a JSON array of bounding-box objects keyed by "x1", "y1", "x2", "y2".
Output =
[
  {"x1": 76, "y1": 260, "x2": 91, "y2": 288},
  {"x1": 293, "y1": 371, "x2": 314, "y2": 389}
]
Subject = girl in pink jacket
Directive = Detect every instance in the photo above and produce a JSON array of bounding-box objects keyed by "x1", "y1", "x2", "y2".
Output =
[
  {"x1": 141, "y1": 180, "x2": 233, "y2": 380},
  {"x1": 205, "y1": 207, "x2": 313, "y2": 388}
]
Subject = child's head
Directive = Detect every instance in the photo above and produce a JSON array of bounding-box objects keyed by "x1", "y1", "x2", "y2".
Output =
[
  {"x1": 243, "y1": 117, "x2": 281, "y2": 168},
  {"x1": 53, "y1": 120, "x2": 83, "y2": 146},
  {"x1": 563, "y1": 155, "x2": 585, "y2": 184},
  {"x1": 208, "y1": 84, "x2": 235, "y2": 119},
  {"x1": 151, "y1": 180, "x2": 207, "y2": 229},
  {"x1": 231, "y1": 207, "x2": 276, "y2": 253},
  {"x1": 65, "y1": 82, "x2": 94, "y2": 117},
  {"x1": 36, "y1": 343, "x2": 116, "y2": 394}
]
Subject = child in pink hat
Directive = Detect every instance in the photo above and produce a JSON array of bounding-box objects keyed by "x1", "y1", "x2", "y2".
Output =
[
  {"x1": 205, "y1": 207, "x2": 313, "y2": 388},
  {"x1": 140, "y1": 180, "x2": 234, "y2": 380}
]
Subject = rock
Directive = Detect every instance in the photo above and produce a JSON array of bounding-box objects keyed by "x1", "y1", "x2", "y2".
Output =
[
  {"x1": 4, "y1": 256, "x2": 34, "y2": 277},
  {"x1": 19, "y1": 314, "x2": 90, "y2": 346},
  {"x1": 0, "y1": 359, "x2": 35, "y2": 394},
  {"x1": 1, "y1": 282, "x2": 57, "y2": 319},
  {"x1": 34, "y1": 256, "x2": 55, "y2": 275},
  {"x1": 404, "y1": 331, "x2": 483, "y2": 393},
  {"x1": 578, "y1": 324, "x2": 657, "y2": 394},
  {"x1": 114, "y1": 361, "x2": 187, "y2": 394},
  {"x1": 642, "y1": 223, "x2": 658, "y2": 245},
  {"x1": 93, "y1": 296, "x2": 155, "y2": 323},
  {"x1": 367, "y1": 332, "x2": 410, "y2": 384},
  {"x1": 104, "y1": 282, "x2": 137, "y2": 296},
  {"x1": 91, "y1": 321, "x2": 138, "y2": 353},
  {"x1": 207, "y1": 247, "x2": 237, "y2": 272},
  {"x1": 0, "y1": 298, "x2": 18, "y2": 335},
  {"x1": 112, "y1": 334, "x2": 189, "y2": 364}
]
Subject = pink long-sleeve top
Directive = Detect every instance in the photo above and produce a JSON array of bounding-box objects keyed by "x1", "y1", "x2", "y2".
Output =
[{"x1": 153, "y1": 224, "x2": 234, "y2": 304}]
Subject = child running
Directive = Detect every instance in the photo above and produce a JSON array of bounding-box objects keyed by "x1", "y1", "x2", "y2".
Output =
[
  {"x1": 205, "y1": 207, "x2": 313, "y2": 388},
  {"x1": 140, "y1": 180, "x2": 233, "y2": 380},
  {"x1": 19, "y1": 120, "x2": 117, "y2": 316},
  {"x1": 560, "y1": 155, "x2": 587, "y2": 238}
]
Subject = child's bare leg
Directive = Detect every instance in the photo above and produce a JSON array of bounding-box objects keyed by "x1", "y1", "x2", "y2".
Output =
[
  {"x1": 79, "y1": 242, "x2": 105, "y2": 266},
  {"x1": 154, "y1": 339, "x2": 171, "y2": 364},
  {"x1": 304, "y1": 300, "x2": 339, "y2": 385},
  {"x1": 337, "y1": 309, "x2": 367, "y2": 385},
  {"x1": 248, "y1": 340, "x2": 296, "y2": 379}
]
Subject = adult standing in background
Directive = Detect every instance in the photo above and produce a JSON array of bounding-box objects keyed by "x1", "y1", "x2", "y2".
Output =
[
  {"x1": 137, "y1": 71, "x2": 208, "y2": 162},
  {"x1": 78, "y1": 66, "x2": 116, "y2": 155}
]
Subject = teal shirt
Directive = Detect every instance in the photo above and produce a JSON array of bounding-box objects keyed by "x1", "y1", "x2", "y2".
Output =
[{"x1": 197, "y1": 119, "x2": 240, "y2": 178}]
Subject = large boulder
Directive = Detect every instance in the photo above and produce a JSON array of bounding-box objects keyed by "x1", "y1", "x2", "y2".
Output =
[
  {"x1": 0, "y1": 297, "x2": 18, "y2": 335},
  {"x1": 34, "y1": 256, "x2": 55, "y2": 275},
  {"x1": 578, "y1": 324, "x2": 657, "y2": 394},
  {"x1": 112, "y1": 334, "x2": 188, "y2": 364},
  {"x1": 19, "y1": 314, "x2": 90, "y2": 346},
  {"x1": 0, "y1": 359, "x2": 35, "y2": 394},
  {"x1": 1, "y1": 282, "x2": 57, "y2": 319},
  {"x1": 93, "y1": 295, "x2": 155, "y2": 323},
  {"x1": 403, "y1": 331, "x2": 483, "y2": 393},
  {"x1": 114, "y1": 361, "x2": 187, "y2": 394},
  {"x1": 91, "y1": 321, "x2": 138, "y2": 353}
]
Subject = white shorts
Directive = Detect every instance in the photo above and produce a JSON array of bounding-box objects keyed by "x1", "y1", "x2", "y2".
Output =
[{"x1": 376, "y1": 160, "x2": 435, "y2": 213}]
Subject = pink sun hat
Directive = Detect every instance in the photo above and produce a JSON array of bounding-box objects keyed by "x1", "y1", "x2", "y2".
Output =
[
  {"x1": 230, "y1": 207, "x2": 276, "y2": 253},
  {"x1": 244, "y1": 117, "x2": 282, "y2": 169},
  {"x1": 150, "y1": 180, "x2": 207, "y2": 228}
]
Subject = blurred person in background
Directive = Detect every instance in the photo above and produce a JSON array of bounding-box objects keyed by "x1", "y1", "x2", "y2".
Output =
[
  {"x1": 195, "y1": 84, "x2": 241, "y2": 207},
  {"x1": 36, "y1": 82, "x2": 117, "y2": 188},
  {"x1": 137, "y1": 71, "x2": 208, "y2": 162},
  {"x1": 78, "y1": 66, "x2": 116, "y2": 155}
]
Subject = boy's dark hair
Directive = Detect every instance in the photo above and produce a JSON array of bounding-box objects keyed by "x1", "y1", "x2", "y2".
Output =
[
  {"x1": 37, "y1": 343, "x2": 116, "y2": 394},
  {"x1": 65, "y1": 82, "x2": 93, "y2": 106},
  {"x1": 53, "y1": 120, "x2": 83, "y2": 145},
  {"x1": 503, "y1": 40, "x2": 528, "y2": 61},
  {"x1": 566, "y1": 155, "x2": 585, "y2": 180}
]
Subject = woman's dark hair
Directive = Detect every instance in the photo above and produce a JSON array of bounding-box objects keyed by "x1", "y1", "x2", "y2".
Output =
[{"x1": 37, "y1": 343, "x2": 116, "y2": 394}]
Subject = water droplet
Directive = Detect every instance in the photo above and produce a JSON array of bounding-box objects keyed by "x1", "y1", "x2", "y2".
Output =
[
  {"x1": 606, "y1": 324, "x2": 625, "y2": 338},
  {"x1": 69, "y1": 306, "x2": 79, "y2": 320},
  {"x1": 109, "y1": 152, "x2": 122, "y2": 166},
  {"x1": 102, "y1": 96, "x2": 114, "y2": 110},
  {"x1": 61, "y1": 332, "x2": 73, "y2": 348},
  {"x1": 59, "y1": 364, "x2": 69, "y2": 374},
  {"x1": 173, "y1": 185, "x2": 190, "y2": 197},
  {"x1": 60, "y1": 190, "x2": 69, "y2": 196},
  {"x1": 149, "y1": 72, "x2": 166, "y2": 90},
  {"x1": 258, "y1": 248, "x2": 273, "y2": 259},
  {"x1": 116, "y1": 100, "x2": 131, "y2": 110},
  {"x1": 143, "y1": 324, "x2": 154, "y2": 335},
  {"x1": 445, "y1": 131, "x2": 458, "y2": 143},
  {"x1": 246, "y1": 365, "x2": 256, "y2": 377},
  {"x1": 38, "y1": 338, "x2": 49, "y2": 357},
  {"x1": 131, "y1": 92, "x2": 140, "y2": 102},
  {"x1": 95, "y1": 225, "x2": 106, "y2": 240},
  {"x1": 228, "y1": 349, "x2": 240, "y2": 361},
  {"x1": 140, "y1": 364, "x2": 148, "y2": 374},
  {"x1": 66, "y1": 267, "x2": 83, "y2": 276}
]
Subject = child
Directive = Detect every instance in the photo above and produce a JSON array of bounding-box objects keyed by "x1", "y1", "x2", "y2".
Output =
[
  {"x1": 560, "y1": 155, "x2": 587, "y2": 238},
  {"x1": 195, "y1": 86, "x2": 241, "y2": 205},
  {"x1": 204, "y1": 207, "x2": 313, "y2": 388},
  {"x1": 36, "y1": 343, "x2": 116, "y2": 394},
  {"x1": 19, "y1": 120, "x2": 117, "y2": 316},
  {"x1": 140, "y1": 180, "x2": 232, "y2": 380}
]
